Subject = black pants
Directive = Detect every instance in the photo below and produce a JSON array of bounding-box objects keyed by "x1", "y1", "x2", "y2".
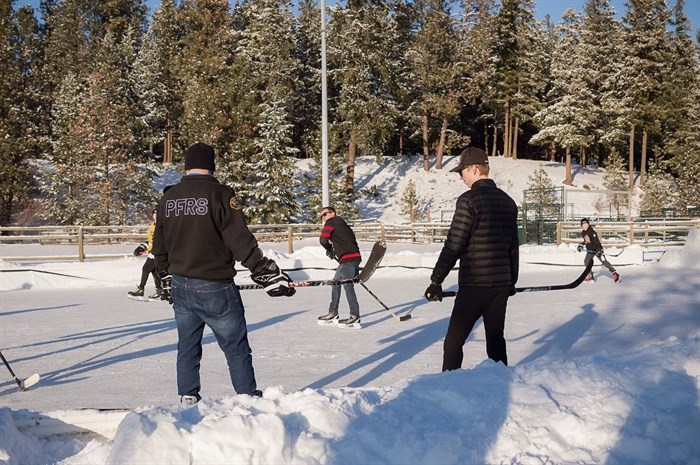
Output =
[
  {"x1": 584, "y1": 251, "x2": 616, "y2": 277},
  {"x1": 442, "y1": 286, "x2": 510, "y2": 371},
  {"x1": 139, "y1": 257, "x2": 162, "y2": 289}
]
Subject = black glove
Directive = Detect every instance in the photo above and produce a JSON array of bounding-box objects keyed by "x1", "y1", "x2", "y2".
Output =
[
  {"x1": 326, "y1": 249, "x2": 334, "y2": 260},
  {"x1": 251, "y1": 259, "x2": 296, "y2": 297},
  {"x1": 576, "y1": 244, "x2": 584, "y2": 253},
  {"x1": 424, "y1": 283, "x2": 443, "y2": 302},
  {"x1": 134, "y1": 243, "x2": 148, "y2": 256},
  {"x1": 159, "y1": 272, "x2": 173, "y2": 304}
]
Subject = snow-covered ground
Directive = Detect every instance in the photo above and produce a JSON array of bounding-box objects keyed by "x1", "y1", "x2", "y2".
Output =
[{"x1": 1, "y1": 231, "x2": 699, "y2": 464}]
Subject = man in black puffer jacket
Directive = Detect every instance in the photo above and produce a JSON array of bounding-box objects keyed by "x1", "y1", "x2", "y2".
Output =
[{"x1": 425, "y1": 147, "x2": 519, "y2": 370}]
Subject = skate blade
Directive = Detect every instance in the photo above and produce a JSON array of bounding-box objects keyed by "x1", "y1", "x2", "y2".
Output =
[
  {"x1": 127, "y1": 294, "x2": 146, "y2": 301},
  {"x1": 335, "y1": 322, "x2": 362, "y2": 330},
  {"x1": 317, "y1": 319, "x2": 338, "y2": 326}
]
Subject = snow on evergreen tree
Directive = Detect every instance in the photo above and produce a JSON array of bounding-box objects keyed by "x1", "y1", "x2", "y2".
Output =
[
  {"x1": 221, "y1": 0, "x2": 300, "y2": 224},
  {"x1": 175, "y1": 0, "x2": 234, "y2": 148},
  {"x1": 639, "y1": 164, "x2": 674, "y2": 216},
  {"x1": 661, "y1": 0, "x2": 700, "y2": 215},
  {"x1": 400, "y1": 179, "x2": 425, "y2": 222},
  {"x1": 0, "y1": 2, "x2": 40, "y2": 226},
  {"x1": 327, "y1": 0, "x2": 401, "y2": 198},
  {"x1": 458, "y1": 0, "x2": 499, "y2": 156},
  {"x1": 525, "y1": 167, "x2": 559, "y2": 217},
  {"x1": 601, "y1": 148, "x2": 628, "y2": 217},
  {"x1": 619, "y1": 0, "x2": 674, "y2": 191},
  {"x1": 133, "y1": 0, "x2": 186, "y2": 160},
  {"x1": 531, "y1": 8, "x2": 595, "y2": 185},
  {"x1": 407, "y1": 0, "x2": 460, "y2": 171},
  {"x1": 42, "y1": 30, "x2": 156, "y2": 226},
  {"x1": 579, "y1": 0, "x2": 626, "y2": 161},
  {"x1": 493, "y1": 0, "x2": 546, "y2": 159}
]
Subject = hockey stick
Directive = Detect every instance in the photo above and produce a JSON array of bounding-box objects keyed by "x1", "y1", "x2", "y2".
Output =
[
  {"x1": 237, "y1": 241, "x2": 387, "y2": 291},
  {"x1": 358, "y1": 281, "x2": 411, "y2": 321},
  {"x1": 0, "y1": 350, "x2": 40, "y2": 391},
  {"x1": 584, "y1": 248, "x2": 624, "y2": 258},
  {"x1": 330, "y1": 253, "x2": 410, "y2": 322},
  {"x1": 442, "y1": 260, "x2": 594, "y2": 297}
]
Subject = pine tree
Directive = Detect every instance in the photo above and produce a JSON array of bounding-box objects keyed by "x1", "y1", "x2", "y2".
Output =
[
  {"x1": 661, "y1": 0, "x2": 700, "y2": 215},
  {"x1": 408, "y1": 0, "x2": 459, "y2": 171},
  {"x1": 400, "y1": 179, "x2": 424, "y2": 222},
  {"x1": 175, "y1": 0, "x2": 234, "y2": 148},
  {"x1": 531, "y1": 8, "x2": 595, "y2": 185},
  {"x1": 602, "y1": 149, "x2": 628, "y2": 217},
  {"x1": 493, "y1": 0, "x2": 546, "y2": 159},
  {"x1": 639, "y1": 164, "x2": 674, "y2": 216},
  {"x1": 525, "y1": 167, "x2": 559, "y2": 217},
  {"x1": 0, "y1": 2, "x2": 41, "y2": 227},
  {"x1": 134, "y1": 0, "x2": 186, "y2": 161},
  {"x1": 327, "y1": 0, "x2": 401, "y2": 198},
  {"x1": 620, "y1": 0, "x2": 673, "y2": 192},
  {"x1": 580, "y1": 0, "x2": 626, "y2": 161},
  {"x1": 459, "y1": 0, "x2": 498, "y2": 156},
  {"x1": 224, "y1": 0, "x2": 301, "y2": 224}
]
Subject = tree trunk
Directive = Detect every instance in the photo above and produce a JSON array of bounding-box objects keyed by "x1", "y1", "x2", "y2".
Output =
[
  {"x1": 346, "y1": 128, "x2": 357, "y2": 197},
  {"x1": 511, "y1": 116, "x2": 520, "y2": 160},
  {"x1": 629, "y1": 124, "x2": 635, "y2": 193},
  {"x1": 640, "y1": 129, "x2": 647, "y2": 187},
  {"x1": 549, "y1": 141, "x2": 556, "y2": 161},
  {"x1": 483, "y1": 121, "x2": 489, "y2": 155},
  {"x1": 398, "y1": 124, "x2": 404, "y2": 156},
  {"x1": 503, "y1": 106, "x2": 511, "y2": 158},
  {"x1": 491, "y1": 111, "x2": 498, "y2": 157},
  {"x1": 422, "y1": 111, "x2": 430, "y2": 171},
  {"x1": 563, "y1": 146, "x2": 573, "y2": 185},
  {"x1": 435, "y1": 117, "x2": 448, "y2": 169}
]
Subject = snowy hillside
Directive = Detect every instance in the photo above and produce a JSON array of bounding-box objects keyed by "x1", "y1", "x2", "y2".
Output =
[
  {"x1": 345, "y1": 154, "x2": 631, "y2": 223},
  {"x1": 155, "y1": 154, "x2": 638, "y2": 224}
]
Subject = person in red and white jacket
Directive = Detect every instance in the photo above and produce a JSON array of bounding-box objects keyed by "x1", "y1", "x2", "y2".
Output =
[{"x1": 318, "y1": 207, "x2": 362, "y2": 326}]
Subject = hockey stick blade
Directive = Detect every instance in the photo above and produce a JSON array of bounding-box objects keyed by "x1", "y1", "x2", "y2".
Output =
[
  {"x1": 238, "y1": 241, "x2": 386, "y2": 291},
  {"x1": 442, "y1": 260, "x2": 594, "y2": 297},
  {"x1": 21, "y1": 373, "x2": 41, "y2": 390},
  {"x1": 1, "y1": 350, "x2": 40, "y2": 391}
]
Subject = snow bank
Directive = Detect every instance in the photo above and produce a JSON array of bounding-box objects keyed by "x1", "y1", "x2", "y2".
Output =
[
  {"x1": 2, "y1": 333, "x2": 698, "y2": 465},
  {"x1": 658, "y1": 225, "x2": 700, "y2": 269}
]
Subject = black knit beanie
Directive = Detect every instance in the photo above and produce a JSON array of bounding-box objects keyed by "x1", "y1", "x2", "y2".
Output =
[{"x1": 184, "y1": 143, "x2": 216, "y2": 172}]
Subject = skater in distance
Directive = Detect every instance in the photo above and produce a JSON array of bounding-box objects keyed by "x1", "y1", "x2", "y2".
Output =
[
  {"x1": 578, "y1": 218, "x2": 620, "y2": 283},
  {"x1": 318, "y1": 206, "x2": 363, "y2": 327},
  {"x1": 128, "y1": 208, "x2": 162, "y2": 301},
  {"x1": 152, "y1": 142, "x2": 296, "y2": 405},
  {"x1": 424, "y1": 146, "x2": 519, "y2": 369}
]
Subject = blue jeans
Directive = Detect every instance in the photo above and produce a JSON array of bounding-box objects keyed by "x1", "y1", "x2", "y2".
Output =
[
  {"x1": 329, "y1": 261, "x2": 360, "y2": 317},
  {"x1": 171, "y1": 275, "x2": 258, "y2": 397}
]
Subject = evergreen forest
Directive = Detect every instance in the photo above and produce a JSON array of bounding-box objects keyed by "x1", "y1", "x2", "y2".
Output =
[{"x1": 1, "y1": 0, "x2": 699, "y2": 226}]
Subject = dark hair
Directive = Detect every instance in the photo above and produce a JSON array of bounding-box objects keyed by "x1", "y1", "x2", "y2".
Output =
[
  {"x1": 580, "y1": 218, "x2": 590, "y2": 226},
  {"x1": 321, "y1": 206, "x2": 336, "y2": 214}
]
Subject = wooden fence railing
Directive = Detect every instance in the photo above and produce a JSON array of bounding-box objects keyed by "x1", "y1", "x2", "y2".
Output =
[
  {"x1": 556, "y1": 220, "x2": 697, "y2": 247},
  {"x1": 1, "y1": 220, "x2": 695, "y2": 262}
]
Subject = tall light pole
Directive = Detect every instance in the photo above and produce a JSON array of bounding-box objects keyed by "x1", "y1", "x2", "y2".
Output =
[{"x1": 320, "y1": 0, "x2": 329, "y2": 207}]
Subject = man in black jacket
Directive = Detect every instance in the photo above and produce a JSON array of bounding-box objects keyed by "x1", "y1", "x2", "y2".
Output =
[
  {"x1": 578, "y1": 218, "x2": 619, "y2": 283},
  {"x1": 425, "y1": 147, "x2": 519, "y2": 370},
  {"x1": 152, "y1": 142, "x2": 295, "y2": 404},
  {"x1": 318, "y1": 206, "x2": 362, "y2": 327}
]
